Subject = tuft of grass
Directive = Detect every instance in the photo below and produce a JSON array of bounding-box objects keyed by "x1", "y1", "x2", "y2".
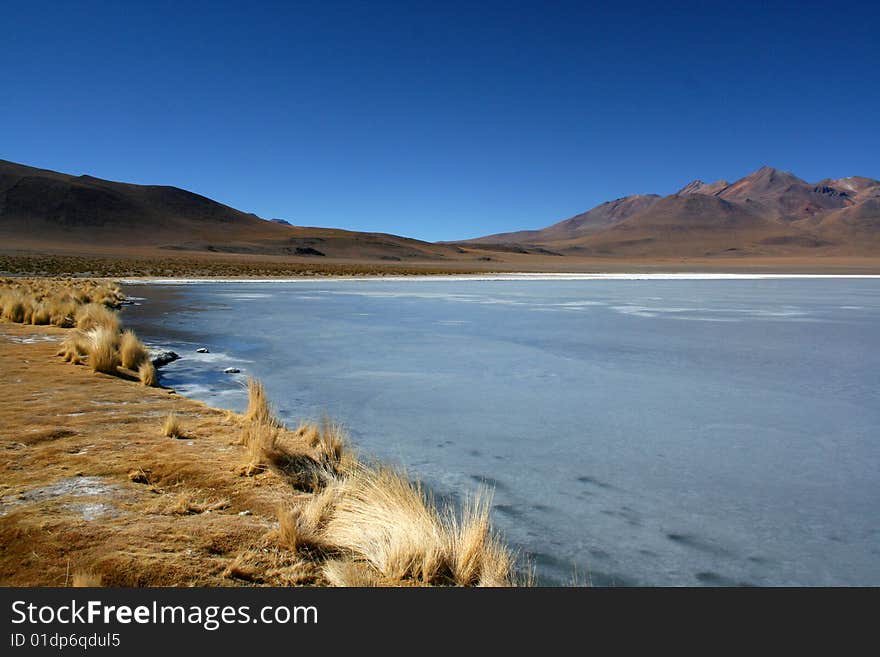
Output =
[
  {"x1": 87, "y1": 327, "x2": 119, "y2": 374},
  {"x1": 1, "y1": 292, "x2": 26, "y2": 323},
  {"x1": 319, "y1": 466, "x2": 515, "y2": 586},
  {"x1": 244, "y1": 377, "x2": 282, "y2": 427},
  {"x1": 163, "y1": 412, "x2": 182, "y2": 438},
  {"x1": 294, "y1": 420, "x2": 356, "y2": 476},
  {"x1": 119, "y1": 329, "x2": 148, "y2": 369},
  {"x1": 239, "y1": 419, "x2": 289, "y2": 475},
  {"x1": 239, "y1": 420, "x2": 273, "y2": 473},
  {"x1": 238, "y1": 415, "x2": 333, "y2": 490},
  {"x1": 57, "y1": 331, "x2": 91, "y2": 365},
  {"x1": 301, "y1": 485, "x2": 340, "y2": 529},
  {"x1": 48, "y1": 297, "x2": 77, "y2": 327},
  {"x1": 138, "y1": 360, "x2": 158, "y2": 387},
  {"x1": 321, "y1": 466, "x2": 451, "y2": 584},
  {"x1": 71, "y1": 570, "x2": 102, "y2": 587},
  {"x1": 322, "y1": 559, "x2": 380, "y2": 587},
  {"x1": 222, "y1": 558, "x2": 260, "y2": 582},
  {"x1": 449, "y1": 489, "x2": 494, "y2": 586},
  {"x1": 316, "y1": 418, "x2": 349, "y2": 466},
  {"x1": 30, "y1": 302, "x2": 51, "y2": 325},
  {"x1": 169, "y1": 493, "x2": 227, "y2": 515},
  {"x1": 75, "y1": 303, "x2": 120, "y2": 333},
  {"x1": 295, "y1": 422, "x2": 320, "y2": 448},
  {"x1": 277, "y1": 505, "x2": 324, "y2": 553}
]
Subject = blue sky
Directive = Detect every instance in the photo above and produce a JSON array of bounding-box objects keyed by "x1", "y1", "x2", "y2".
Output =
[{"x1": 2, "y1": 1, "x2": 878, "y2": 241}]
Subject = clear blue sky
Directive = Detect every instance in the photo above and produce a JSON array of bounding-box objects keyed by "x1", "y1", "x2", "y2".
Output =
[{"x1": 2, "y1": 1, "x2": 878, "y2": 241}]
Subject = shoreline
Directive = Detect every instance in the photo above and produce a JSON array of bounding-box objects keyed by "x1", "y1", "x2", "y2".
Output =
[
  {"x1": 1, "y1": 279, "x2": 522, "y2": 587},
  {"x1": 118, "y1": 272, "x2": 880, "y2": 284},
  {"x1": 4, "y1": 251, "x2": 880, "y2": 280}
]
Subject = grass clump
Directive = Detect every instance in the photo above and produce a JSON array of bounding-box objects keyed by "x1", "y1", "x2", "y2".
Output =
[
  {"x1": 29, "y1": 302, "x2": 52, "y2": 325},
  {"x1": 321, "y1": 559, "x2": 380, "y2": 587},
  {"x1": 236, "y1": 377, "x2": 518, "y2": 587},
  {"x1": 243, "y1": 377, "x2": 283, "y2": 427},
  {"x1": 0, "y1": 279, "x2": 160, "y2": 387},
  {"x1": 163, "y1": 412, "x2": 183, "y2": 438},
  {"x1": 448, "y1": 490, "x2": 512, "y2": 586},
  {"x1": 57, "y1": 331, "x2": 91, "y2": 365},
  {"x1": 71, "y1": 570, "x2": 102, "y2": 587},
  {"x1": 87, "y1": 327, "x2": 120, "y2": 374},
  {"x1": 318, "y1": 466, "x2": 515, "y2": 586},
  {"x1": 321, "y1": 466, "x2": 451, "y2": 584},
  {"x1": 75, "y1": 303, "x2": 119, "y2": 333},
  {"x1": 0, "y1": 291, "x2": 27, "y2": 323},
  {"x1": 119, "y1": 329, "x2": 149, "y2": 369},
  {"x1": 138, "y1": 360, "x2": 158, "y2": 387},
  {"x1": 277, "y1": 504, "x2": 325, "y2": 553}
]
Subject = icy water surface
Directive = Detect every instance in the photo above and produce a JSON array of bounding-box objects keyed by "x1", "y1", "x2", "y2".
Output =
[{"x1": 122, "y1": 277, "x2": 880, "y2": 586}]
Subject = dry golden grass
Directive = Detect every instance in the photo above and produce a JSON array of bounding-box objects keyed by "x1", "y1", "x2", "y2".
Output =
[
  {"x1": 0, "y1": 291, "x2": 27, "y2": 323},
  {"x1": 75, "y1": 303, "x2": 120, "y2": 333},
  {"x1": 71, "y1": 570, "x2": 103, "y2": 587},
  {"x1": 119, "y1": 329, "x2": 148, "y2": 369},
  {"x1": 57, "y1": 331, "x2": 91, "y2": 365},
  {"x1": 295, "y1": 422, "x2": 320, "y2": 448},
  {"x1": 163, "y1": 411, "x2": 182, "y2": 438},
  {"x1": 320, "y1": 466, "x2": 450, "y2": 584},
  {"x1": 293, "y1": 420, "x2": 357, "y2": 474},
  {"x1": 49, "y1": 299, "x2": 78, "y2": 328},
  {"x1": 321, "y1": 559, "x2": 380, "y2": 587},
  {"x1": 88, "y1": 327, "x2": 120, "y2": 374},
  {"x1": 0, "y1": 324, "x2": 324, "y2": 587},
  {"x1": 147, "y1": 490, "x2": 231, "y2": 516},
  {"x1": 29, "y1": 301, "x2": 51, "y2": 325},
  {"x1": 138, "y1": 360, "x2": 158, "y2": 387},
  {"x1": 243, "y1": 377, "x2": 282, "y2": 426},
  {"x1": 277, "y1": 505, "x2": 324, "y2": 553},
  {"x1": 1, "y1": 279, "x2": 159, "y2": 387},
  {"x1": 234, "y1": 378, "x2": 516, "y2": 586},
  {"x1": 317, "y1": 466, "x2": 517, "y2": 586},
  {"x1": 449, "y1": 490, "x2": 495, "y2": 586},
  {"x1": 315, "y1": 417, "x2": 347, "y2": 465}
]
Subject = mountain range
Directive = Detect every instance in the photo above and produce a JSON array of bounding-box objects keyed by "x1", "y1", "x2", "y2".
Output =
[
  {"x1": 0, "y1": 159, "x2": 460, "y2": 262},
  {"x1": 462, "y1": 166, "x2": 880, "y2": 257},
  {"x1": 1, "y1": 159, "x2": 878, "y2": 267}
]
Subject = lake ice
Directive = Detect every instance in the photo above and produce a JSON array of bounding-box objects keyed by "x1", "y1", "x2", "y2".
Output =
[{"x1": 122, "y1": 277, "x2": 880, "y2": 586}]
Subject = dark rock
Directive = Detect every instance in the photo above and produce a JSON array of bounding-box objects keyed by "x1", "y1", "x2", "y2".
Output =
[
  {"x1": 149, "y1": 349, "x2": 180, "y2": 368},
  {"x1": 294, "y1": 247, "x2": 325, "y2": 256}
]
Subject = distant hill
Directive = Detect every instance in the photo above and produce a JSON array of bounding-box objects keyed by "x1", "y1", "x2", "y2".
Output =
[
  {"x1": 461, "y1": 166, "x2": 880, "y2": 257},
  {"x1": 0, "y1": 159, "x2": 460, "y2": 261},
  {"x1": 3, "y1": 158, "x2": 878, "y2": 267}
]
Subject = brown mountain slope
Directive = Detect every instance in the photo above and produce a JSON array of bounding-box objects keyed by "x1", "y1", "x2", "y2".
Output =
[
  {"x1": 465, "y1": 194, "x2": 661, "y2": 246},
  {"x1": 460, "y1": 166, "x2": 880, "y2": 257},
  {"x1": 550, "y1": 193, "x2": 809, "y2": 257},
  {"x1": 676, "y1": 179, "x2": 729, "y2": 196},
  {"x1": 0, "y1": 159, "x2": 459, "y2": 261},
  {"x1": 716, "y1": 166, "x2": 853, "y2": 222}
]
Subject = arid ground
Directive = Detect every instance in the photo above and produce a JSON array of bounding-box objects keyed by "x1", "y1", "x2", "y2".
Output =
[
  {"x1": 3, "y1": 250, "x2": 879, "y2": 278},
  {"x1": 0, "y1": 321, "x2": 342, "y2": 586}
]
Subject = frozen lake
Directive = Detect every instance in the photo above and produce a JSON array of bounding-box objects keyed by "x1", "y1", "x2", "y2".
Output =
[{"x1": 122, "y1": 277, "x2": 880, "y2": 586}]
